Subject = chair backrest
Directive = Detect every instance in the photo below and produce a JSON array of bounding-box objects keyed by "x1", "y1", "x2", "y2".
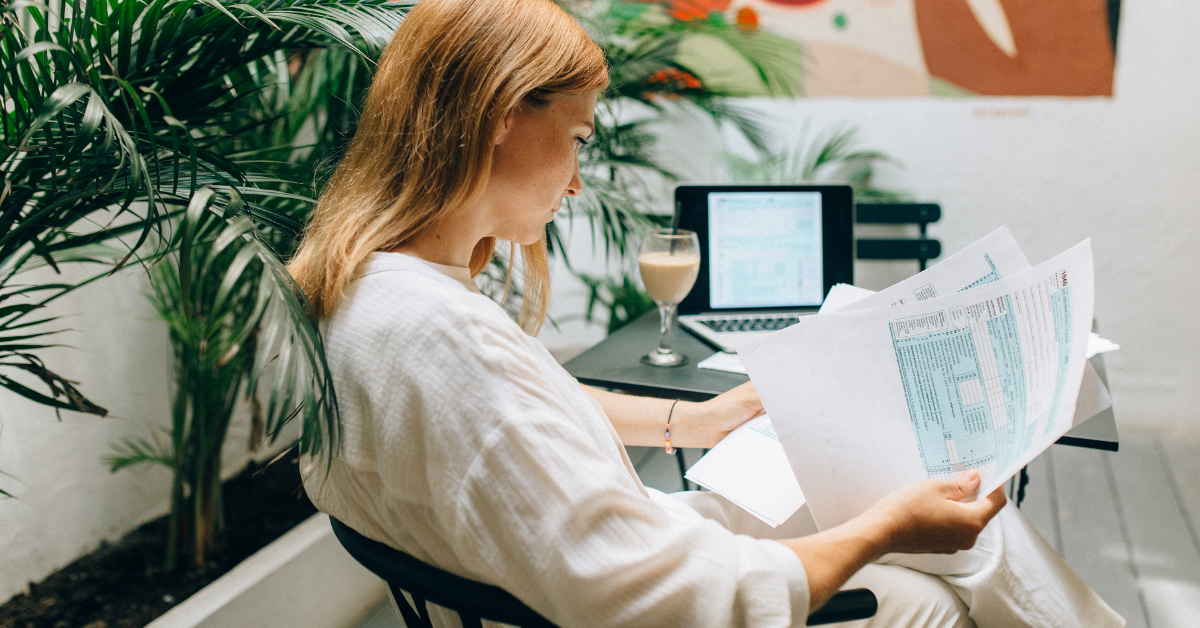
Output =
[
  {"x1": 330, "y1": 517, "x2": 877, "y2": 627},
  {"x1": 329, "y1": 517, "x2": 558, "y2": 628},
  {"x1": 856, "y1": 202, "x2": 942, "y2": 270}
]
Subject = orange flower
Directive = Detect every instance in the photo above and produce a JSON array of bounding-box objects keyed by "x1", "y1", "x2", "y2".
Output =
[
  {"x1": 647, "y1": 67, "x2": 703, "y2": 91},
  {"x1": 735, "y1": 6, "x2": 759, "y2": 29},
  {"x1": 669, "y1": 0, "x2": 732, "y2": 21}
]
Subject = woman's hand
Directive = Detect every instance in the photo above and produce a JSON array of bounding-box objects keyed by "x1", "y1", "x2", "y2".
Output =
[
  {"x1": 859, "y1": 469, "x2": 1007, "y2": 555},
  {"x1": 782, "y1": 469, "x2": 1006, "y2": 612},
  {"x1": 688, "y1": 381, "x2": 764, "y2": 448}
]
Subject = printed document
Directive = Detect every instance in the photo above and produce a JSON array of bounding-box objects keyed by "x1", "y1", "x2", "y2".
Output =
[
  {"x1": 684, "y1": 415, "x2": 805, "y2": 527},
  {"x1": 740, "y1": 240, "x2": 1096, "y2": 530},
  {"x1": 822, "y1": 226, "x2": 1111, "y2": 429}
]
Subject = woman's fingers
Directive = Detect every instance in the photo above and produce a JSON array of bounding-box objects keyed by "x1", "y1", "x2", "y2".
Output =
[
  {"x1": 943, "y1": 469, "x2": 981, "y2": 500},
  {"x1": 974, "y1": 486, "x2": 1008, "y2": 518},
  {"x1": 869, "y1": 472, "x2": 1010, "y2": 555}
]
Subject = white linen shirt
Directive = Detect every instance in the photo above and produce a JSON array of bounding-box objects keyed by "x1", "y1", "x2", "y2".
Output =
[{"x1": 302, "y1": 252, "x2": 810, "y2": 627}]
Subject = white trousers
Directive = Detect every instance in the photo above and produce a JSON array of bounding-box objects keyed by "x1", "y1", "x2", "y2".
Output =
[{"x1": 671, "y1": 492, "x2": 1126, "y2": 628}]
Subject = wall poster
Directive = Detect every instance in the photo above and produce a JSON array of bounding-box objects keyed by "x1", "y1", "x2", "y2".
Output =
[{"x1": 735, "y1": 0, "x2": 1121, "y2": 97}]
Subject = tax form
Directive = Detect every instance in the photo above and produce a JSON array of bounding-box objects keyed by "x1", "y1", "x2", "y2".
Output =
[
  {"x1": 739, "y1": 240, "x2": 1096, "y2": 530},
  {"x1": 823, "y1": 227, "x2": 1112, "y2": 429}
]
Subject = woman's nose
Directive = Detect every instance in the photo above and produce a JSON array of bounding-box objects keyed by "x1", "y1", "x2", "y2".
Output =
[{"x1": 565, "y1": 164, "x2": 583, "y2": 197}]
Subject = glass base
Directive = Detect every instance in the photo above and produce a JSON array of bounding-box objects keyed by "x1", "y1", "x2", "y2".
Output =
[{"x1": 642, "y1": 351, "x2": 688, "y2": 367}]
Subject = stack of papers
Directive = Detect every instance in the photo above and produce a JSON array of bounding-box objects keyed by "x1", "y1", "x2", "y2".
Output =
[
  {"x1": 698, "y1": 332, "x2": 1118, "y2": 376},
  {"x1": 688, "y1": 227, "x2": 1117, "y2": 530},
  {"x1": 685, "y1": 415, "x2": 805, "y2": 527}
]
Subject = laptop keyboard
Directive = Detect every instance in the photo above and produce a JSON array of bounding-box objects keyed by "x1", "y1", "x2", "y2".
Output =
[{"x1": 698, "y1": 316, "x2": 802, "y2": 333}]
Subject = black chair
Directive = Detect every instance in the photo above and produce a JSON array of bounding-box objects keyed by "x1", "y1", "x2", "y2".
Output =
[
  {"x1": 330, "y1": 517, "x2": 878, "y2": 627},
  {"x1": 856, "y1": 202, "x2": 942, "y2": 270}
]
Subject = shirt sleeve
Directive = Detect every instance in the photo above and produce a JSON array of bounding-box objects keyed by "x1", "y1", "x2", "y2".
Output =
[{"x1": 365, "y1": 300, "x2": 811, "y2": 628}]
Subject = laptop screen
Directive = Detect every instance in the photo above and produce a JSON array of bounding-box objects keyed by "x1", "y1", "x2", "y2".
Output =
[
  {"x1": 675, "y1": 184, "x2": 854, "y2": 315},
  {"x1": 707, "y1": 190, "x2": 824, "y2": 309}
]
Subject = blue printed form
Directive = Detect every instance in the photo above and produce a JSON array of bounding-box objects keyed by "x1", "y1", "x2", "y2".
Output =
[
  {"x1": 738, "y1": 236, "x2": 1094, "y2": 530},
  {"x1": 889, "y1": 273, "x2": 1074, "y2": 484}
]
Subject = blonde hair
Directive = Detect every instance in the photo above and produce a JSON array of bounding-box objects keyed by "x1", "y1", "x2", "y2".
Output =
[{"x1": 287, "y1": 0, "x2": 608, "y2": 333}]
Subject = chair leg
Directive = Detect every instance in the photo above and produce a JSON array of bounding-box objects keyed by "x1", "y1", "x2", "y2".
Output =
[
  {"x1": 458, "y1": 613, "x2": 484, "y2": 628},
  {"x1": 387, "y1": 586, "x2": 426, "y2": 628},
  {"x1": 1016, "y1": 465, "x2": 1030, "y2": 508},
  {"x1": 674, "y1": 448, "x2": 690, "y2": 491},
  {"x1": 413, "y1": 594, "x2": 435, "y2": 628}
]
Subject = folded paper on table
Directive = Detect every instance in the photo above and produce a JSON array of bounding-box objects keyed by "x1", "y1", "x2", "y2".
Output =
[
  {"x1": 740, "y1": 240, "x2": 1096, "y2": 530},
  {"x1": 684, "y1": 415, "x2": 805, "y2": 527},
  {"x1": 697, "y1": 351, "x2": 748, "y2": 374}
]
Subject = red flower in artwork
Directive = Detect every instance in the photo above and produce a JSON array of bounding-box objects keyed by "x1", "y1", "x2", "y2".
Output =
[
  {"x1": 669, "y1": 0, "x2": 732, "y2": 21},
  {"x1": 735, "y1": 6, "x2": 759, "y2": 29},
  {"x1": 647, "y1": 67, "x2": 704, "y2": 96}
]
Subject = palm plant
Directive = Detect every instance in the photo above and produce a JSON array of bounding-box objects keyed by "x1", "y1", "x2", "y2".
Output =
[
  {"x1": 561, "y1": 0, "x2": 803, "y2": 263},
  {"x1": 548, "y1": 0, "x2": 803, "y2": 331},
  {"x1": 724, "y1": 125, "x2": 910, "y2": 200},
  {"x1": 3, "y1": 0, "x2": 406, "y2": 565}
]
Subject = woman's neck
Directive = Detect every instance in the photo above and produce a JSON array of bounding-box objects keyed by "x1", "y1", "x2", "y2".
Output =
[{"x1": 391, "y1": 209, "x2": 489, "y2": 268}]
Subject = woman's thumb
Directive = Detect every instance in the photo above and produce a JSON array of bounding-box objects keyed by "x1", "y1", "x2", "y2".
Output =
[{"x1": 946, "y1": 470, "x2": 981, "y2": 500}]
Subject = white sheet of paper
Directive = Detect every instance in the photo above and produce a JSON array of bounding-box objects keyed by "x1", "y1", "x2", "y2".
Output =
[
  {"x1": 740, "y1": 240, "x2": 1096, "y2": 530},
  {"x1": 834, "y1": 226, "x2": 1032, "y2": 312},
  {"x1": 1087, "y1": 333, "x2": 1120, "y2": 358},
  {"x1": 684, "y1": 415, "x2": 805, "y2": 527},
  {"x1": 697, "y1": 351, "x2": 748, "y2": 375}
]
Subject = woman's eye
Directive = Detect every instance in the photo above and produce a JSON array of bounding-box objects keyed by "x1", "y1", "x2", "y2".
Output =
[{"x1": 575, "y1": 137, "x2": 589, "y2": 150}]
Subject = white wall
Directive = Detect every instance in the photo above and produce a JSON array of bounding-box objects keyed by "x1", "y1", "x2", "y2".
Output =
[
  {"x1": 542, "y1": 0, "x2": 1200, "y2": 436},
  {"x1": 0, "y1": 264, "x2": 293, "y2": 604}
]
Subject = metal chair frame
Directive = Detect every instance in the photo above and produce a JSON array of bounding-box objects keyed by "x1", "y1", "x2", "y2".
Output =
[{"x1": 331, "y1": 517, "x2": 877, "y2": 627}]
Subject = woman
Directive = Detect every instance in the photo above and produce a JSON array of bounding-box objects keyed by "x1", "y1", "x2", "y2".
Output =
[{"x1": 290, "y1": 1, "x2": 1123, "y2": 626}]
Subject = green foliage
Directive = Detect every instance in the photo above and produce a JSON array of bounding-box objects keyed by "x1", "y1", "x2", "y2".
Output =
[
  {"x1": 4, "y1": 0, "x2": 406, "y2": 562},
  {"x1": 111, "y1": 189, "x2": 292, "y2": 568},
  {"x1": 575, "y1": 271, "x2": 656, "y2": 335},
  {"x1": 724, "y1": 126, "x2": 910, "y2": 200},
  {"x1": 554, "y1": 0, "x2": 805, "y2": 333},
  {"x1": 2, "y1": 0, "x2": 404, "y2": 451},
  {"x1": 564, "y1": 0, "x2": 803, "y2": 267}
]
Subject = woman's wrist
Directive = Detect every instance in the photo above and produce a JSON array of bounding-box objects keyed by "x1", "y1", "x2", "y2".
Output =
[
  {"x1": 664, "y1": 400, "x2": 712, "y2": 449},
  {"x1": 841, "y1": 510, "x2": 895, "y2": 560}
]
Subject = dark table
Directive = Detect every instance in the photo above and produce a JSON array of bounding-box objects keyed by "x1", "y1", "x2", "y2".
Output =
[{"x1": 564, "y1": 311, "x2": 1119, "y2": 452}]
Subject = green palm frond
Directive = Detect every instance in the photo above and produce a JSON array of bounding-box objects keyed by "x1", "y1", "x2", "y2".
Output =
[
  {"x1": 724, "y1": 126, "x2": 909, "y2": 200},
  {"x1": 2, "y1": 0, "x2": 406, "y2": 438},
  {"x1": 558, "y1": 0, "x2": 804, "y2": 274}
]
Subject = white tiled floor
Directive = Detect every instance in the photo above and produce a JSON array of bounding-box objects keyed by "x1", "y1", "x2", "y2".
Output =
[{"x1": 358, "y1": 432, "x2": 1200, "y2": 628}]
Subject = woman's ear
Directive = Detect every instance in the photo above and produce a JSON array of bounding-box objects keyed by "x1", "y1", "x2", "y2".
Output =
[{"x1": 495, "y1": 107, "x2": 517, "y2": 145}]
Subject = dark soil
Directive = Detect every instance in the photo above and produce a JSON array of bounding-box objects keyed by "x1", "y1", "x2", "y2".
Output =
[{"x1": 0, "y1": 452, "x2": 317, "y2": 628}]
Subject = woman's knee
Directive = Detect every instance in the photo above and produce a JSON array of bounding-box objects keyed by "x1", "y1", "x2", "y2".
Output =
[{"x1": 828, "y1": 564, "x2": 974, "y2": 628}]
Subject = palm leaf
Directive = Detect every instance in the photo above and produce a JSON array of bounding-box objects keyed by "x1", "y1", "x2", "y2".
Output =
[{"x1": 1, "y1": 0, "x2": 407, "y2": 447}]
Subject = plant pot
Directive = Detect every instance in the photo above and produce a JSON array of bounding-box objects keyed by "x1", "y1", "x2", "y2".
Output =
[{"x1": 146, "y1": 514, "x2": 385, "y2": 628}]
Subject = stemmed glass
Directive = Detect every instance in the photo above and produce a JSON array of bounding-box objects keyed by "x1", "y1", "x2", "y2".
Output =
[{"x1": 638, "y1": 228, "x2": 701, "y2": 367}]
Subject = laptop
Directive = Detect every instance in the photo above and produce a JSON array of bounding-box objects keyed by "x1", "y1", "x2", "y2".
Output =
[{"x1": 675, "y1": 184, "x2": 854, "y2": 353}]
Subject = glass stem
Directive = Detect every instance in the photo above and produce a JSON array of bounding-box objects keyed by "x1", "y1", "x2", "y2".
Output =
[{"x1": 656, "y1": 303, "x2": 677, "y2": 355}]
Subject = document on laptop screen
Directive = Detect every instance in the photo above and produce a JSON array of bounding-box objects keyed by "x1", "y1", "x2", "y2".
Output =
[
  {"x1": 707, "y1": 191, "x2": 824, "y2": 309},
  {"x1": 740, "y1": 240, "x2": 1096, "y2": 530}
]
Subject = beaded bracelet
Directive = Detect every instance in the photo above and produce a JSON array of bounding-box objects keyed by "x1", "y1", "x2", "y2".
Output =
[{"x1": 664, "y1": 399, "x2": 681, "y2": 454}]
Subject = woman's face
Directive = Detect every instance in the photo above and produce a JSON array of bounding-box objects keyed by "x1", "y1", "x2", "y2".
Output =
[{"x1": 484, "y1": 91, "x2": 598, "y2": 245}]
